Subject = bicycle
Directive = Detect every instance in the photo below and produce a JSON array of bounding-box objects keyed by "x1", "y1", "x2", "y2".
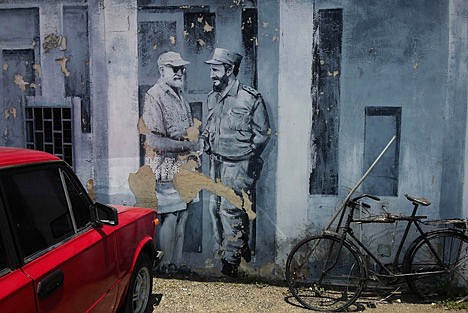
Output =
[{"x1": 285, "y1": 137, "x2": 468, "y2": 311}]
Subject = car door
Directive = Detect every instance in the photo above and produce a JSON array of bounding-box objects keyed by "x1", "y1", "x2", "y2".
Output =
[
  {"x1": 0, "y1": 201, "x2": 36, "y2": 313},
  {"x1": 0, "y1": 163, "x2": 119, "y2": 313}
]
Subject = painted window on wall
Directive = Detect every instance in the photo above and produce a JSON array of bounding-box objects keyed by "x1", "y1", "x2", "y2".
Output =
[
  {"x1": 25, "y1": 107, "x2": 73, "y2": 166},
  {"x1": 0, "y1": 8, "x2": 40, "y2": 148},
  {"x1": 63, "y1": 6, "x2": 91, "y2": 133},
  {"x1": 242, "y1": 8, "x2": 258, "y2": 89},
  {"x1": 310, "y1": 9, "x2": 343, "y2": 195},
  {"x1": 362, "y1": 107, "x2": 401, "y2": 196}
]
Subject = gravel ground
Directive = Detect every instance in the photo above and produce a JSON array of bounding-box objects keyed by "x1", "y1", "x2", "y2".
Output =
[{"x1": 149, "y1": 274, "x2": 465, "y2": 313}]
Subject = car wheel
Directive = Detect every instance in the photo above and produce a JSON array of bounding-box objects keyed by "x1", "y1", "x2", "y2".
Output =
[{"x1": 123, "y1": 253, "x2": 153, "y2": 313}]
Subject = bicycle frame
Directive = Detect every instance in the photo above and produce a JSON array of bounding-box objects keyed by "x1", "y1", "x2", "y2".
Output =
[
  {"x1": 286, "y1": 135, "x2": 468, "y2": 311},
  {"x1": 322, "y1": 135, "x2": 450, "y2": 279},
  {"x1": 333, "y1": 199, "x2": 449, "y2": 279}
]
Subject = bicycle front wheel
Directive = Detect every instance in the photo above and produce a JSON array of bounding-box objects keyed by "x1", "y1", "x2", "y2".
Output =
[
  {"x1": 285, "y1": 234, "x2": 367, "y2": 312},
  {"x1": 404, "y1": 230, "x2": 468, "y2": 299}
]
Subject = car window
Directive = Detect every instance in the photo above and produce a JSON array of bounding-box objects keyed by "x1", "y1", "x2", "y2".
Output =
[
  {"x1": 62, "y1": 171, "x2": 92, "y2": 229},
  {"x1": 0, "y1": 232, "x2": 9, "y2": 275},
  {"x1": 1, "y1": 166, "x2": 74, "y2": 259}
]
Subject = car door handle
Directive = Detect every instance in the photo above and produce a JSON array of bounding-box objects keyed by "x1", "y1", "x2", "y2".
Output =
[{"x1": 37, "y1": 269, "x2": 64, "y2": 300}]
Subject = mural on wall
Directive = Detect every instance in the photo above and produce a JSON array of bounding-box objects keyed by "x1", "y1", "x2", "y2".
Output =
[
  {"x1": 200, "y1": 48, "x2": 270, "y2": 277},
  {"x1": 0, "y1": 0, "x2": 275, "y2": 278},
  {"x1": 129, "y1": 2, "x2": 270, "y2": 277},
  {"x1": 133, "y1": 46, "x2": 270, "y2": 277}
]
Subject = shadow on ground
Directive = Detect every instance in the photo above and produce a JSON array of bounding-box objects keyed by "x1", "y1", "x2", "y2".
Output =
[{"x1": 283, "y1": 285, "x2": 452, "y2": 312}]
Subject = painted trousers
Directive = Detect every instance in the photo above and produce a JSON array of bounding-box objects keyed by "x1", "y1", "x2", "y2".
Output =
[
  {"x1": 155, "y1": 181, "x2": 188, "y2": 269},
  {"x1": 157, "y1": 210, "x2": 188, "y2": 269},
  {"x1": 209, "y1": 157, "x2": 255, "y2": 266}
]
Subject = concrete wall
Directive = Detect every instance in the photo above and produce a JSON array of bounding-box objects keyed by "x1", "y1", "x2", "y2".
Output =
[
  {"x1": 276, "y1": 0, "x2": 314, "y2": 266},
  {"x1": 275, "y1": 0, "x2": 468, "y2": 273},
  {"x1": 1, "y1": 0, "x2": 467, "y2": 279},
  {"x1": 103, "y1": 0, "x2": 140, "y2": 205}
]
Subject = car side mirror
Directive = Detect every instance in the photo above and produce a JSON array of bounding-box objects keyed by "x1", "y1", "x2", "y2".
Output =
[{"x1": 93, "y1": 202, "x2": 118, "y2": 226}]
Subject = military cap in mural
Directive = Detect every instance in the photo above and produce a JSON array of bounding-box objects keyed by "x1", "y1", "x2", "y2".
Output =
[
  {"x1": 205, "y1": 48, "x2": 243, "y2": 66},
  {"x1": 157, "y1": 51, "x2": 190, "y2": 67}
]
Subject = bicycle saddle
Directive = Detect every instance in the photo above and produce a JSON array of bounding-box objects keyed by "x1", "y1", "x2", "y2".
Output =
[{"x1": 405, "y1": 194, "x2": 431, "y2": 206}]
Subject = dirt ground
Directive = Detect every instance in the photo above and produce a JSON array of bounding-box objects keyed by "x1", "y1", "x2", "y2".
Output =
[{"x1": 149, "y1": 275, "x2": 466, "y2": 313}]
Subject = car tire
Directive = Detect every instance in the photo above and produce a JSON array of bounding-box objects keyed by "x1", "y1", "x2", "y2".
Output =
[{"x1": 122, "y1": 253, "x2": 153, "y2": 313}]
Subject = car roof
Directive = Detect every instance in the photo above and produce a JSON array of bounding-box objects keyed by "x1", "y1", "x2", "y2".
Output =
[{"x1": 0, "y1": 146, "x2": 61, "y2": 168}]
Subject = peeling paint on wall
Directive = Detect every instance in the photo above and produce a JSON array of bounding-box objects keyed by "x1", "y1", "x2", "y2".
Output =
[
  {"x1": 13, "y1": 74, "x2": 28, "y2": 91},
  {"x1": 32, "y1": 63, "x2": 42, "y2": 77},
  {"x1": 128, "y1": 165, "x2": 157, "y2": 210},
  {"x1": 203, "y1": 21, "x2": 213, "y2": 32},
  {"x1": 3, "y1": 107, "x2": 17, "y2": 119},
  {"x1": 173, "y1": 159, "x2": 255, "y2": 220},
  {"x1": 43, "y1": 33, "x2": 67, "y2": 52},
  {"x1": 86, "y1": 178, "x2": 97, "y2": 202},
  {"x1": 55, "y1": 57, "x2": 71, "y2": 77}
]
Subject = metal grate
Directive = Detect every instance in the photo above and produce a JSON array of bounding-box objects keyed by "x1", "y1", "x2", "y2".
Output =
[{"x1": 25, "y1": 107, "x2": 73, "y2": 166}]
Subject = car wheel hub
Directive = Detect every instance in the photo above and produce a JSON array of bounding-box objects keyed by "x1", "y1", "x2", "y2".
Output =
[{"x1": 132, "y1": 267, "x2": 150, "y2": 313}]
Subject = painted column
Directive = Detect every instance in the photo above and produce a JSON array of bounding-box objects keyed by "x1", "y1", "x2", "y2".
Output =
[
  {"x1": 88, "y1": 0, "x2": 109, "y2": 201},
  {"x1": 103, "y1": 0, "x2": 139, "y2": 204},
  {"x1": 276, "y1": 0, "x2": 314, "y2": 268}
]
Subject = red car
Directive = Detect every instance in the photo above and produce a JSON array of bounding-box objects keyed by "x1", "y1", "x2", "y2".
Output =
[{"x1": 0, "y1": 147, "x2": 162, "y2": 313}]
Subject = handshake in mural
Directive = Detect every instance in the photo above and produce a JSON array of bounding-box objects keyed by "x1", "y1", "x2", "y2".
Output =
[{"x1": 130, "y1": 117, "x2": 256, "y2": 220}]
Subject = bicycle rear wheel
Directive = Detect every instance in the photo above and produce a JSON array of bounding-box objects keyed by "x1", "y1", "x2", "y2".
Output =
[
  {"x1": 285, "y1": 234, "x2": 367, "y2": 311},
  {"x1": 404, "y1": 230, "x2": 468, "y2": 299}
]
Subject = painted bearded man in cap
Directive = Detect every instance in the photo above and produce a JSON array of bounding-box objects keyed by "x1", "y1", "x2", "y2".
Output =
[
  {"x1": 140, "y1": 51, "x2": 198, "y2": 273},
  {"x1": 201, "y1": 48, "x2": 271, "y2": 277}
]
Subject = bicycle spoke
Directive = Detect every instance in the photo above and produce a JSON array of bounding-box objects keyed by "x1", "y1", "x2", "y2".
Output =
[
  {"x1": 405, "y1": 231, "x2": 468, "y2": 299},
  {"x1": 286, "y1": 235, "x2": 366, "y2": 311}
]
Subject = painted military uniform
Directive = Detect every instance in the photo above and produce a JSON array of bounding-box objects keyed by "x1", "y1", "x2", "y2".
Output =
[{"x1": 202, "y1": 76, "x2": 270, "y2": 269}]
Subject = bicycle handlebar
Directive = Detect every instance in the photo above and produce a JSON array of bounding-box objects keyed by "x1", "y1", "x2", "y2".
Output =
[{"x1": 350, "y1": 194, "x2": 381, "y2": 203}]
